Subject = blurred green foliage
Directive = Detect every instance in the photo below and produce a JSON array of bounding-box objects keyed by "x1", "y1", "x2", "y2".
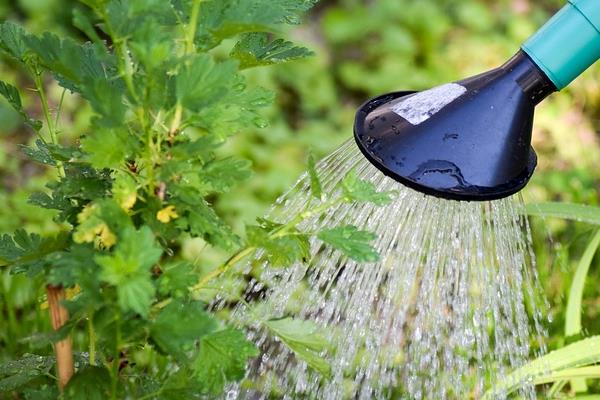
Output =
[{"x1": 0, "y1": 0, "x2": 599, "y2": 397}]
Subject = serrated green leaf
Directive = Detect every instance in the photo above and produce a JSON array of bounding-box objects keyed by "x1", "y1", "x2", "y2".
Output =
[
  {"x1": 247, "y1": 217, "x2": 310, "y2": 266},
  {"x1": 158, "y1": 367, "x2": 206, "y2": 400},
  {"x1": 184, "y1": 204, "x2": 240, "y2": 250},
  {"x1": 196, "y1": 0, "x2": 318, "y2": 49},
  {"x1": 307, "y1": 151, "x2": 322, "y2": 200},
  {"x1": 342, "y1": 170, "x2": 393, "y2": 206},
  {"x1": 47, "y1": 244, "x2": 99, "y2": 288},
  {"x1": 128, "y1": 22, "x2": 173, "y2": 74},
  {"x1": 96, "y1": 226, "x2": 162, "y2": 277},
  {"x1": 95, "y1": 226, "x2": 162, "y2": 316},
  {"x1": 80, "y1": 127, "x2": 136, "y2": 169},
  {"x1": 72, "y1": 8, "x2": 102, "y2": 43},
  {"x1": 192, "y1": 329, "x2": 258, "y2": 394},
  {"x1": 269, "y1": 234, "x2": 310, "y2": 267},
  {"x1": 176, "y1": 54, "x2": 237, "y2": 112},
  {"x1": 39, "y1": 168, "x2": 113, "y2": 223},
  {"x1": 173, "y1": 186, "x2": 240, "y2": 249},
  {"x1": 0, "y1": 354, "x2": 54, "y2": 392},
  {"x1": 200, "y1": 157, "x2": 252, "y2": 194},
  {"x1": 64, "y1": 366, "x2": 111, "y2": 400},
  {"x1": 151, "y1": 300, "x2": 217, "y2": 358},
  {"x1": 318, "y1": 225, "x2": 379, "y2": 262},
  {"x1": 104, "y1": 0, "x2": 178, "y2": 38},
  {"x1": 184, "y1": 82, "x2": 273, "y2": 139},
  {"x1": 0, "y1": 354, "x2": 54, "y2": 376},
  {"x1": 0, "y1": 81, "x2": 42, "y2": 130},
  {"x1": 246, "y1": 223, "x2": 310, "y2": 267},
  {"x1": 0, "y1": 80, "x2": 22, "y2": 110},
  {"x1": 21, "y1": 30, "x2": 124, "y2": 125},
  {"x1": 0, "y1": 22, "x2": 29, "y2": 61},
  {"x1": 231, "y1": 33, "x2": 313, "y2": 69},
  {"x1": 265, "y1": 318, "x2": 331, "y2": 377},
  {"x1": 25, "y1": 33, "x2": 111, "y2": 91},
  {"x1": 0, "y1": 230, "x2": 68, "y2": 275},
  {"x1": 19, "y1": 140, "x2": 56, "y2": 166},
  {"x1": 82, "y1": 79, "x2": 127, "y2": 126},
  {"x1": 117, "y1": 275, "x2": 156, "y2": 318},
  {"x1": 157, "y1": 262, "x2": 196, "y2": 298}
]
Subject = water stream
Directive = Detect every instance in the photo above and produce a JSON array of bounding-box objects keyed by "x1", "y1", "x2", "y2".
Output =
[{"x1": 222, "y1": 140, "x2": 547, "y2": 399}]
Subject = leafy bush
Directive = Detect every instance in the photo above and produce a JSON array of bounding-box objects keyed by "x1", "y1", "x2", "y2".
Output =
[{"x1": 0, "y1": 1, "x2": 392, "y2": 397}]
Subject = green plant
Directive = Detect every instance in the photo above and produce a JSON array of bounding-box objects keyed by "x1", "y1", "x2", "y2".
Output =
[
  {"x1": 0, "y1": 1, "x2": 393, "y2": 397},
  {"x1": 489, "y1": 203, "x2": 600, "y2": 399}
]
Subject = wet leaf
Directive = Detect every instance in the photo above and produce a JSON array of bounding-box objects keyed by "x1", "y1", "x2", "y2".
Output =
[
  {"x1": 0, "y1": 22, "x2": 29, "y2": 61},
  {"x1": 19, "y1": 140, "x2": 55, "y2": 166},
  {"x1": 265, "y1": 318, "x2": 331, "y2": 377},
  {"x1": 342, "y1": 170, "x2": 393, "y2": 205},
  {"x1": 200, "y1": 157, "x2": 252, "y2": 194},
  {"x1": 151, "y1": 300, "x2": 217, "y2": 359},
  {"x1": 0, "y1": 354, "x2": 54, "y2": 392},
  {"x1": 318, "y1": 225, "x2": 379, "y2": 262},
  {"x1": 0, "y1": 81, "x2": 42, "y2": 130},
  {"x1": 192, "y1": 329, "x2": 258, "y2": 394},
  {"x1": 64, "y1": 366, "x2": 111, "y2": 400},
  {"x1": 231, "y1": 33, "x2": 313, "y2": 69}
]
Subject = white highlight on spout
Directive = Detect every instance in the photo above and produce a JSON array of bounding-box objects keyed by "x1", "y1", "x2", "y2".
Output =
[{"x1": 391, "y1": 83, "x2": 467, "y2": 125}]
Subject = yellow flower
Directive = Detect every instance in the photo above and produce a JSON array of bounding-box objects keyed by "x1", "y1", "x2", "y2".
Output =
[
  {"x1": 73, "y1": 204, "x2": 117, "y2": 249},
  {"x1": 119, "y1": 192, "x2": 137, "y2": 212},
  {"x1": 97, "y1": 223, "x2": 117, "y2": 248},
  {"x1": 157, "y1": 205, "x2": 179, "y2": 223}
]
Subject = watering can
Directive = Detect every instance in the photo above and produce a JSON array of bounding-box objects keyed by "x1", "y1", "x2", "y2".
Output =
[{"x1": 354, "y1": 0, "x2": 600, "y2": 201}]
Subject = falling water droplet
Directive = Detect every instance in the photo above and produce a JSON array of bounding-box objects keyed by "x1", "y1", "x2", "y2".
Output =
[{"x1": 225, "y1": 139, "x2": 547, "y2": 400}]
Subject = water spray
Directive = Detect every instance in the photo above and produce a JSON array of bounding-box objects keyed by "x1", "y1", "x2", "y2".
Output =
[{"x1": 231, "y1": 1, "x2": 600, "y2": 399}]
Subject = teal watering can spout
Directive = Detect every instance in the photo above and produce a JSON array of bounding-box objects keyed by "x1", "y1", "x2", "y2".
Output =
[
  {"x1": 522, "y1": 0, "x2": 600, "y2": 90},
  {"x1": 354, "y1": 0, "x2": 600, "y2": 201}
]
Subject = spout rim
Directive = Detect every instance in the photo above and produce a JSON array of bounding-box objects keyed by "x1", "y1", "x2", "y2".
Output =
[{"x1": 353, "y1": 91, "x2": 537, "y2": 202}]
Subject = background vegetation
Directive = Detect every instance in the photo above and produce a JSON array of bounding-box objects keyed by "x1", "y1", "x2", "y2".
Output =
[{"x1": 0, "y1": 0, "x2": 599, "y2": 398}]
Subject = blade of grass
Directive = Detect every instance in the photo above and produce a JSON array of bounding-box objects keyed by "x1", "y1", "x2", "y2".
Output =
[
  {"x1": 526, "y1": 202, "x2": 600, "y2": 226},
  {"x1": 533, "y1": 366, "x2": 600, "y2": 385},
  {"x1": 564, "y1": 230, "x2": 600, "y2": 392},
  {"x1": 566, "y1": 230, "x2": 600, "y2": 336},
  {"x1": 547, "y1": 380, "x2": 567, "y2": 397},
  {"x1": 482, "y1": 336, "x2": 600, "y2": 399}
]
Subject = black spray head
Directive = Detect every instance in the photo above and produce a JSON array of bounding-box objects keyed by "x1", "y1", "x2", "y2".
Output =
[{"x1": 354, "y1": 51, "x2": 556, "y2": 201}]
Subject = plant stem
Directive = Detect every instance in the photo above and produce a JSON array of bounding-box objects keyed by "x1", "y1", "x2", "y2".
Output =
[
  {"x1": 185, "y1": 0, "x2": 201, "y2": 54},
  {"x1": 46, "y1": 285, "x2": 74, "y2": 392},
  {"x1": 34, "y1": 74, "x2": 56, "y2": 143},
  {"x1": 54, "y1": 88, "x2": 67, "y2": 131},
  {"x1": 189, "y1": 246, "x2": 257, "y2": 293},
  {"x1": 188, "y1": 197, "x2": 345, "y2": 294},
  {"x1": 168, "y1": 0, "x2": 201, "y2": 137},
  {"x1": 88, "y1": 315, "x2": 97, "y2": 366},
  {"x1": 34, "y1": 72, "x2": 65, "y2": 177}
]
